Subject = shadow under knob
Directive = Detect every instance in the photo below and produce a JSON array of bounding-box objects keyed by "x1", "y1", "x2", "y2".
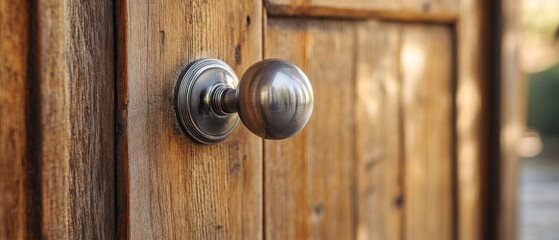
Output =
[{"x1": 175, "y1": 58, "x2": 314, "y2": 144}]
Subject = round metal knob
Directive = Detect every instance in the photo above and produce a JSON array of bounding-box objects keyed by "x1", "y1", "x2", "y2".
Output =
[{"x1": 175, "y1": 58, "x2": 314, "y2": 144}]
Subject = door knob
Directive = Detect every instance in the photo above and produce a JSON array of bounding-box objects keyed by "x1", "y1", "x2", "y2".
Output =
[{"x1": 175, "y1": 58, "x2": 314, "y2": 144}]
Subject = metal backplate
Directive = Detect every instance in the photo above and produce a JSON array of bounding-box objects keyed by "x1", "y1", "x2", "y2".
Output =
[{"x1": 174, "y1": 59, "x2": 239, "y2": 144}]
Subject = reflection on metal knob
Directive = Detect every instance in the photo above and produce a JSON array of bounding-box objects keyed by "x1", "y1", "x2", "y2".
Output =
[{"x1": 175, "y1": 58, "x2": 314, "y2": 144}]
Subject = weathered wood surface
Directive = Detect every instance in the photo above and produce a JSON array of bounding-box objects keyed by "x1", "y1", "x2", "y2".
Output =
[
  {"x1": 457, "y1": 0, "x2": 490, "y2": 239},
  {"x1": 1, "y1": 0, "x2": 115, "y2": 239},
  {"x1": 264, "y1": 18, "x2": 356, "y2": 240},
  {"x1": 0, "y1": 1, "x2": 32, "y2": 238},
  {"x1": 355, "y1": 22, "x2": 403, "y2": 240},
  {"x1": 116, "y1": 0, "x2": 263, "y2": 238},
  {"x1": 0, "y1": 0, "x2": 493, "y2": 239},
  {"x1": 265, "y1": 18, "x2": 455, "y2": 240},
  {"x1": 265, "y1": 0, "x2": 458, "y2": 22},
  {"x1": 496, "y1": 0, "x2": 523, "y2": 239},
  {"x1": 38, "y1": 1, "x2": 116, "y2": 238},
  {"x1": 400, "y1": 25, "x2": 454, "y2": 240}
]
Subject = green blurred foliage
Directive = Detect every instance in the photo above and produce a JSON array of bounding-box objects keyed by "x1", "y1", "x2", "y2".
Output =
[{"x1": 528, "y1": 64, "x2": 559, "y2": 137}]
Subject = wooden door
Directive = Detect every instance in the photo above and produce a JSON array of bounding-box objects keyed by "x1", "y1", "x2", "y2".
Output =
[
  {"x1": 115, "y1": 0, "x2": 489, "y2": 239},
  {"x1": 1, "y1": 0, "x2": 501, "y2": 239}
]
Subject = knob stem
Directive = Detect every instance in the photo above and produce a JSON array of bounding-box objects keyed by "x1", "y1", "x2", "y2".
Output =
[{"x1": 211, "y1": 86, "x2": 237, "y2": 116}]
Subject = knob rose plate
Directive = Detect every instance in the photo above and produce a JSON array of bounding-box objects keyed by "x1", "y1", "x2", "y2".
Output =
[{"x1": 174, "y1": 58, "x2": 240, "y2": 144}]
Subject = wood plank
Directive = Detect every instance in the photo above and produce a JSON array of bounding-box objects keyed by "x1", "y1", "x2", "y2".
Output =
[
  {"x1": 400, "y1": 24, "x2": 454, "y2": 240},
  {"x1": 0, "y1": 1, "x2": 114, "y2": 238},
  {"x1": 36, "y1": 1, "x2": 116, "y2": 238},
  {"x1": 0, "y1": 1, "x2": 33, "y2": 238},
  {"x1": 265, "y1": 0, "x2": 458, "y2": 23},
  {"x1": 37, "y1": 1, "x2": 72, "y2": 236},
  {"x1": 264, "y1": 18, "x2": 355, "y2": 240},
  {"x1": 456, "y1": 0, "x2": 490, "y2": 239},
  {"x1": 116, "y1": 0, "x2": 263, "y2": 238},
  {"x1": 354, "y1": 22, "x2": 403, "y2": 240},
  {"x1": 496, "y1": 0, "x2": 523, "y2": 239}
]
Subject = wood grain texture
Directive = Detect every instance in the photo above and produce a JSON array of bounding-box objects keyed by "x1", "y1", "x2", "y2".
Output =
[
  {"x1": 36, "y1": 1, "x2": 115, "y2": 238},
  {"x1": 1, "y1": 0, "x2": 115, "y2": 239},
  {"x1": 116, "y1": 0, "x2": 263, "y2": 238},
  {"x1": 265, "y1": 0, "x2": 458, "y2": 23},
  {"x1": 264, "y1": 18, "x2": 356, "y2": 240},
  {"x1": 265, "y1": 19, "x2": 458, "y2": 240},
  {"x1": 0, "y1": 1, "x2": 32, "y2": 238},
  {"x1": 354, "y1": 22, "x2": 403, "y2": 240},
  {"x1": 37, "y1": 1, "x2": 71, "y2": 236},
  {"x1": 400, "y1": 25, "x2": 453, "y2": 240},
  {"x1": 456, "y1": 0, "x2": 490, "y2": 239}
]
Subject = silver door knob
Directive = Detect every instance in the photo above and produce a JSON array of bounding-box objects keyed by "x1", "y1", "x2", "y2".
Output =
[{"x1": 175, "y1": 58, "x2": 314, "y2": 144}]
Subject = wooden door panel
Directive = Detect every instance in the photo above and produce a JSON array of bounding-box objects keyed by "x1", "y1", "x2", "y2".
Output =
[
  {"x1": 401, "y1": 25, "x2": 453, "y2": 240},
  {"x1": 265, "y1": 0, "x2": 458, "y2": 21},
  {"x1": 265, "y1": 18, "x2": 454, "y2": 240},
  {"x1": 117, "y1": 0, "x2": 262, "y2": 238},
  {"x1": 355, "y1": 22, "x2": 402, "y2": 240},
  {"x1": 264, "y1": 18, "x2": 357, "y2": 240}
]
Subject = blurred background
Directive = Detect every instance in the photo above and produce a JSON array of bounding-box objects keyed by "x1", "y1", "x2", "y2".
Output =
[{"x1": 517, "y1": 0, "x2": 559, "y2": 239}]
